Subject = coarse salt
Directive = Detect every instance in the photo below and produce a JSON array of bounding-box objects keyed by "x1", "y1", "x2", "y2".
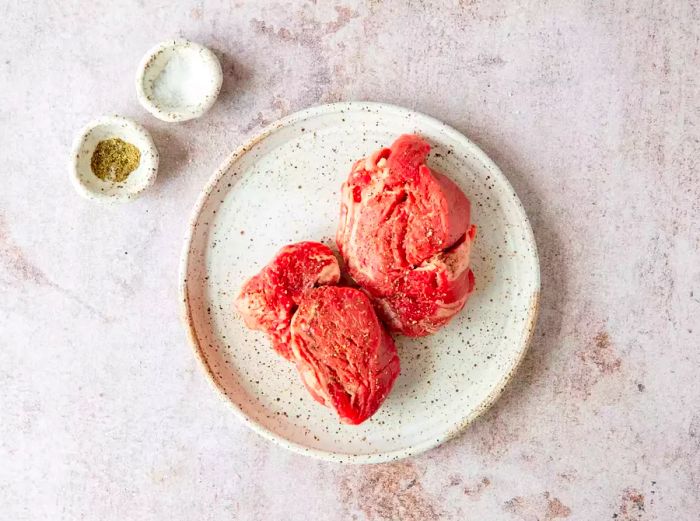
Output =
[{"x1": 152, "y1": 48, "x2": 212, "y2": 109}]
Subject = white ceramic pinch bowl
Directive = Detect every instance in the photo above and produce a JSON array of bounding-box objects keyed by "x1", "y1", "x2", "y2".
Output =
[
  {"x1": 70, "y1": 115, "x2": 158, "y2": 203},
  {"x1": 136, "y1": 39, "x2": 223, "y2": 122}
]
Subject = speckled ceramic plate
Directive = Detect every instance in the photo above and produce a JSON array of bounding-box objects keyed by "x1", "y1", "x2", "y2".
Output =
[{"x1": 180, "y1": 102, "x2": 539, "y2": 463}]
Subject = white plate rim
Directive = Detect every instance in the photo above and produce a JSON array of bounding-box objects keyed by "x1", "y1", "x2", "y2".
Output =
[{"x1": 179, "y1": 101, "x2": 540, "y2": 464}]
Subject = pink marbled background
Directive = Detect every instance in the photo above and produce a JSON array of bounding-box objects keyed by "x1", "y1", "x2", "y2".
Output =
[{"x1": 1, "y1": 1, "x2": 699, "y2": 519}]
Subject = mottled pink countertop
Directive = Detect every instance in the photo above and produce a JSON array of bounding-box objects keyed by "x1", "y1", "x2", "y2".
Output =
[{"x1": 2, "y1": 1, "x2": 698, "y2": 519}]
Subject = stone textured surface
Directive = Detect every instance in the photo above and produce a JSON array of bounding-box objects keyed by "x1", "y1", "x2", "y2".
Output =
[{"x1": 1, "y1": 1, "x2": 698, "y2": 519}]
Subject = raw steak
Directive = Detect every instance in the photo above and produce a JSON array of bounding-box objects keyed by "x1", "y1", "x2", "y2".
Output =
[
  {"x1": 290, "y1": 286, "x2": 400, "y2": 425},
  {"x1": 337, "y1": 134, "x2": 477, "y2": 336},
  {"x1": 236, "y1": 242, "x2": 340, "y2": 359}
]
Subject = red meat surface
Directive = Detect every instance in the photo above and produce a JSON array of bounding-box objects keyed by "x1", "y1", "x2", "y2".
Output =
[
  {"x1": 290, "y1": 286, "x2": 400, "y2": 425},
  {"x1": 236, "y1": 242, "x2": 340, "y2": 359},
  {"x1": 337, "y1": 134, "x2": 477, "y2": 336}
]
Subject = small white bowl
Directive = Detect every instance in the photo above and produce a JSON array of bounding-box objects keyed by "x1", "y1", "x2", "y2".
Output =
[
  {"x1": 136, "y1": 39, "x2": 223, "y2": 122},
  {"x1": 70, "y1": 115, "x2": 159, "y2": 203}
]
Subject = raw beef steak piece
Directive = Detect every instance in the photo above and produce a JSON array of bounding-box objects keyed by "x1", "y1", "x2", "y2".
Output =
[
  {"x1": 236, "y1": 242, "x2": 340, "y2": 359},
  {"x1": 337, "y1": 134, "x2": 477, "y2": 336},
  {"x1": 290, "y1": 286, "x2": 400, "y2": 425}
]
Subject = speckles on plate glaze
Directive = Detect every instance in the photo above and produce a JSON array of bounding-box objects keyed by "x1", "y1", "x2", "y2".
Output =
[
  {"x1": 339, "y1": 461, "x2": 441, "y2": 521},
  {"x1": 503, "y1": 492, "x2": 572, "y2": 521},
  {"x1": 180, "y1": 102, "x2": 540, "y2": 462},
  {"x1": 613, "y1": 488, "x2": 646, "y2": 520}
]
